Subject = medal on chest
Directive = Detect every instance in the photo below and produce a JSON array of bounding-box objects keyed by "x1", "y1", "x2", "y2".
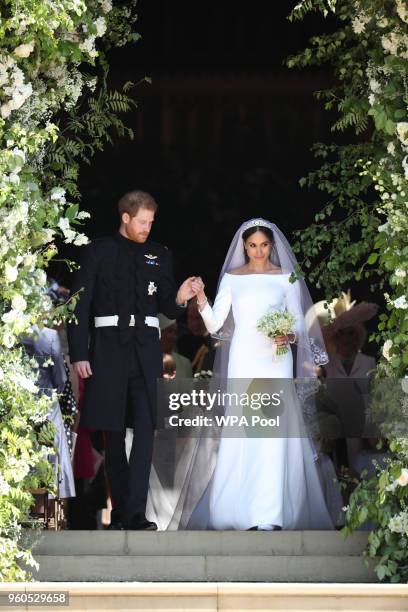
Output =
[{"x1": 148, "y1": 281, "x2": 157, "y2": 296}]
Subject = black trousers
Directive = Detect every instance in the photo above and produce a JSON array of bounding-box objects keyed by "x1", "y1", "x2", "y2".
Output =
[{"x1": 104, "y1": 349, "x2": 154, "y2": 522}]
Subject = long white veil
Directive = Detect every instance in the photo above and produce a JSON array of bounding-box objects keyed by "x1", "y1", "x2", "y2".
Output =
[
  {"x1": 212, "y1": 218, "x2": 328, "y2": 381},
  {"x1": 148, "y1": 218, "x2": 333, "y2": 530}
]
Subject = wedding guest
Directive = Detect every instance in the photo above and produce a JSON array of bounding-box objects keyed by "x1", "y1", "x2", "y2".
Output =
[
  {"x1": 177, "y1": 297, "x2": 216, "y2": 374},
  {"x1": 158, "y1": 314, "x2": 193, "y2": 378},
  {"x1": 163, "y1": 353, "x2": 177, "y2": 380},
  {"x1": 320, "y1": 293, "x2": 379, "y2": 475},
  {"x1": 22, "y1": 326, "x2": 76, "y2": 501}
]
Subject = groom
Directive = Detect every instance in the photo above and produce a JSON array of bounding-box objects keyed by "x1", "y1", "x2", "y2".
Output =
[{"x1": 67, "y1": 190, "x2": 197, "y2": 530}]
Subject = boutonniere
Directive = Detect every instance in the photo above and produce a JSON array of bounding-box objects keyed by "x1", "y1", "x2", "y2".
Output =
[{"x1": 148, "y1": 281, "x2": 157, "y2": 296}]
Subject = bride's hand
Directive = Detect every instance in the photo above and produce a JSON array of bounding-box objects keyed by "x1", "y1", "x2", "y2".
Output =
[
  {"x1": 191, "y1": 277, "x2": 205, "y2": 299},
  {"x1": 274, "y1": 334, "x2": 294, "y2": 347},
  {"x1": 191, "y1": 277, "x2": 207, "y2": 310}
]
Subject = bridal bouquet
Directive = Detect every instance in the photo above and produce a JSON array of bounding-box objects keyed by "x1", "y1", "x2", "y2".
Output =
[{"x1": 257, "y1": 310, "x2": 296, "y2": 358}]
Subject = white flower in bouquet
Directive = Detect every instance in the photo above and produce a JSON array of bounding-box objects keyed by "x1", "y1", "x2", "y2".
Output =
[{"x1": 257, "y1": 309, "x2": 296, "y2": 357}]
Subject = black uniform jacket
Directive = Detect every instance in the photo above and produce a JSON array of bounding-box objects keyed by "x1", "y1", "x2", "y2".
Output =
[{"x1": 67, "y1": 232, "x2": 185, "y2": 431}]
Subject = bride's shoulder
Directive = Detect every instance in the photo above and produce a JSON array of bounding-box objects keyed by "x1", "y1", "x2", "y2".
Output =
[{"x1": 227, "y1": 265, "x2": 247, "y2": 276}]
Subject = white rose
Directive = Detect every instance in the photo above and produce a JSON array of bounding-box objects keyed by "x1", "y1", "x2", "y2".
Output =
[
  {"x1": 35, "y1": 269, "x2": 47, "y2": 287},
  {"x1": 63, "y1": 229, "x2": 77, "y2": 244},
  {"x1": 397, "y1": 469, "x2": 408, "y2": 486},
  {"x1": 11, "y1": 294, "x2": 27, "y2": 312},
  {"x1": 14, "y1": 42, "x2": 35, "y2": 58},
  {"x1": 50, "y1": 187, "x2": 66, "y2": 202},
  {"x1": 1, "y1": 101, "x2": 13, "y2": 118},
  {"x1": 19, "y1": 375, "x2": 38, "y2": 394},
  {"x1": 58, "y1": 217, "x2": 70, "y2": 232},
  {"x1": 2, "y1": 331, "x2": 15, "y2": 348},
  {"x1": 387, "y1": 142, "x2": 396, "y2": 155},
  {"x1": 74, "y1": 233, "x2": 89, "y2": 246},
  {"x1": 100, "y1": 0, "x2": 113, "y2": 12},
  {"x1": 397, "y1": 122, "x2": 408, "y2": 146},
  {"x1": 23, "y1": 253, "x2": 36, "y2": 269},
  {"x1": 382, "y1": 339, "x2": 393, "y2": 361},
  {"x1": 42, "y1": 228, "x2": 55, "y2": 243},
  {"x1": 95, "y1": 17, "x2": 107, "y2": 37},
  {"x1": 395, "y1": 268, "x2": 406, "y2": 278},
  {"x1": 396, "y1": 0, "x2": 408, "y2": 24},
  {"x1": 5, "y1": 263, "x2": 18, "y2": 283},
  {"x1": 8, "y1": 172, "x2": 20, "y2": 184},
  {"x1": 12, "y1": 147, "x2": 25, "y2": 162},
  {"x1": 1, "y1": 310, "x2": 18, "y2": 324},
  {"x1": 369, "y1": 79, "x2": 381, "y2": 93},
  {"x1": 393, "y1": 295, "x2": 408, "y2": 309}
]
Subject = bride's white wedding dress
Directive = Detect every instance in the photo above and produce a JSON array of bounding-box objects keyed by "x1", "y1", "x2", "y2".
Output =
[{"x1": 199, "y1": 271, "x2": 335, "y2": 530}]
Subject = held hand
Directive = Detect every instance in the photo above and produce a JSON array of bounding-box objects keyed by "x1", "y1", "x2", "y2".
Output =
[
  {"x1": 190, "y1": 277, "x2": 207, "y2": 310},
  {"x1": 177, "y1": 276, "x2": 200, "y2": 304},
  {"x1": 73, "y1": 360, "x2": 93, "y2": 379}
]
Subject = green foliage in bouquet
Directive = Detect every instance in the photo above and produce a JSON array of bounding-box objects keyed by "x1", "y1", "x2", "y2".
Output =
[{"x1": 0, "y1": 0, "x2": 143, "y2": 580}]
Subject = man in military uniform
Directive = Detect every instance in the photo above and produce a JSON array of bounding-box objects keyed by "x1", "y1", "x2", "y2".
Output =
[{"x1": 67, "y1": 190, "x2": 197, "y2": 530}]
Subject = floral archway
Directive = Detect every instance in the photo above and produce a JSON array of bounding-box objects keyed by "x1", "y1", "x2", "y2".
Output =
[
  {"x1": 290, "y1": 0, "x2": 408, "y2": 582},
  {"x1": 0, "y1": 0, "x2": 140, "y2": 580}
]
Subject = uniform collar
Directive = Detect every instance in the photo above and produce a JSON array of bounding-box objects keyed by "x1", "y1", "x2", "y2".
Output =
[{"x1": 115, "y1": 231, "x2": 146, "y2": 251}]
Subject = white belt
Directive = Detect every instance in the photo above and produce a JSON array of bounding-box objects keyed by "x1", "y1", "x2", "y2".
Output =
[{"x1": 94, "y1": 315, "x2": 161, "y2": 338}]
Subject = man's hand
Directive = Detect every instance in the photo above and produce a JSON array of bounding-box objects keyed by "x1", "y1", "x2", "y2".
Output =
[
  {"x1": 73, "y1": 361, "x2": 93, "y2": 379},
  {"x1": 176, "y1": 276, "x2": 201, "y2": 304}
]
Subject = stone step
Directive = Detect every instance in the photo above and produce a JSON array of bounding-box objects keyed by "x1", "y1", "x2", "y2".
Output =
[
  {"x1": 28, "y1": 529, "x2": 370, "y2": 556},
  {"x1": 27, "y1": 530, "x2": 378, "y2": 583}
]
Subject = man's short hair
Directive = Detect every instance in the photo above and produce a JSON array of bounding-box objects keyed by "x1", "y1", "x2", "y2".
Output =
[{"x1": 118, "y1": 190, "x2": 158, "y2": 218}]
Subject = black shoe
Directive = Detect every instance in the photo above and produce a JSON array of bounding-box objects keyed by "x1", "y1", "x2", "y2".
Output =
[
  {"x1": 123, "y1": 512, "x2": 158, "y2": 531},
  {"x1": 107, "y1": 508, "x2": 124, "y2": 530},
  {"x1": 107, "y1": 520, "x2": 124, "y2": 530}
]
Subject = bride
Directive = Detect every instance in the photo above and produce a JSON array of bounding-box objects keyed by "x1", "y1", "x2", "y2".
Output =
[{"x1": 182, "y1": 218, "x2": 337, "y2": 531}]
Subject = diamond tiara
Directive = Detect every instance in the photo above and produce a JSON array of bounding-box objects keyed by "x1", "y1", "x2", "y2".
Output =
[{"x1": 241, "y1": 218, "x2": 274, "y2": 232}]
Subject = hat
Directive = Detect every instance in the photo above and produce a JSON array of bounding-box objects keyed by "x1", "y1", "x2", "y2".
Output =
[{"x1": 322, "y1": 291, "x2": 379, "y2": 351}]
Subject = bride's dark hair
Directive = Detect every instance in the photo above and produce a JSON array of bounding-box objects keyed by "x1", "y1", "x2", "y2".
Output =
[
  {"x1": 242, "y1": 225, "x2": 274, "y2": 243},
  {"x1": 242, "y1": 225, "x2": 275, "y2": 263}
]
